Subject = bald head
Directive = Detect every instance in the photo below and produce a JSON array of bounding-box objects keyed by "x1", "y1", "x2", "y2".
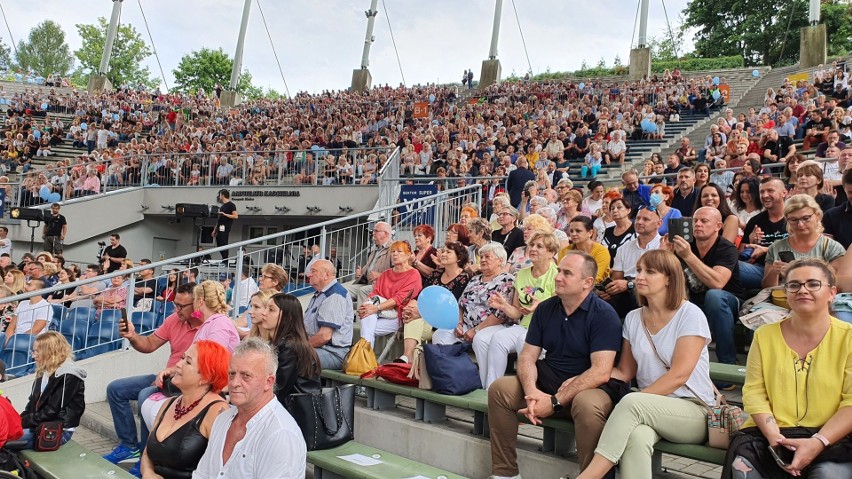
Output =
[
  {"x1": 308, "y1": 259, "x2": 336, "y2": 289},
  {"x1": 693, "y1": 207, "x2": 723, "y2": 241}
]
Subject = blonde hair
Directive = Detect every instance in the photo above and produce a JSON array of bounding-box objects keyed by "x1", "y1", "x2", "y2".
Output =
[
  {"x1": 522, "y1": 214, "x2": 554, "y2": 234},
  {"x1": 248, "y1": 289, "x2": 280, "y2": 340},
  {"x1": 194, "y1": 280, "x2": 229, "y2": 314},
  {"x1": 6, "y1": 269, "x2": 25, "y2": 294},
  {"x1": 43, "y1": 262, "x2": 59, "y2": 276},
  {"x1": 784, "y1": 194, "x2": 824, "y2": 235},
  {"x1": 34, "y1": 331, "x2": 72, "y2": 377}
]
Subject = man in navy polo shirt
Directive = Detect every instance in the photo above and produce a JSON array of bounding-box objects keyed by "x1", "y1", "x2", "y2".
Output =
[{"x1": 488, "y1": 251, "x2": 622, "y2": 479}]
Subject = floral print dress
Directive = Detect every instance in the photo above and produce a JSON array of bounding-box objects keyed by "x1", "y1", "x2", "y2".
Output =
[{"x1": 458, "y1": 272, "x2": 516, "y2": 329}]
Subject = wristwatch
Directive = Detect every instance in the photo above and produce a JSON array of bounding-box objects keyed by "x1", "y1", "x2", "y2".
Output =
[
  {"x1": 627, "y1": 280, "x2": 635, "y2": 290},
  {"x1": 550, "y1": 395, "x2": 563, "y2": 413}
]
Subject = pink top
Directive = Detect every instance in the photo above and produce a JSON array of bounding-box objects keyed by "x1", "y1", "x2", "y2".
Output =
[
  {"x1": 84, "y1": 175, "x2": 101, "y2": 194},
  {"x1": 193, "y1": 312, "x2": 240, "y2": 352},
  {"x1": 154, "y1": 312, "x2": 200, "y2": 368},
  {"x1": 369, "y1": 268, "x2": 423, "y2": 320}
]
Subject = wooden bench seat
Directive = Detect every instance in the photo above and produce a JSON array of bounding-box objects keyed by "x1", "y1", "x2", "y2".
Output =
[{"x1": 307, "y1": 441, "x2": 466, "y2": 479}]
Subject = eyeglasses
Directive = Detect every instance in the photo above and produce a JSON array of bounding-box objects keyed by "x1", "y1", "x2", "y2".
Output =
[
  {"x1": 173, "y1": 301, "x2": 193, "y2": 311},
  {"x1": 786, "y1": 214, "x2": 813, "y2": 225},
  {"x1": 637, "y1": 204, "x2": 658, "y2": 214},
  {"x1": 784, "y1": 279, "x2": 828, "y2": 293}
]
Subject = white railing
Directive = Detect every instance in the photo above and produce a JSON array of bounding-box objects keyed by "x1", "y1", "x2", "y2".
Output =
[{"x1": 0, "y1": 184, "x2": 482, "y2": 376}]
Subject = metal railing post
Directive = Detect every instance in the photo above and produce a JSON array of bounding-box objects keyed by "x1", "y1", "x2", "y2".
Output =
[
  {"x1": 123, "y1": 273, "x2": 136, "y2": 349},
  {"x1": 231, "y1": 246, "x2": 245, "y2": 319},
  {"x1": 319, "y1": 226, "x2": 327, "y2": 263}
]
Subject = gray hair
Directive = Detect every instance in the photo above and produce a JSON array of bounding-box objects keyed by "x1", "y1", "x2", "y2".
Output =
[
  {"x1": 479, "y1": 242, "x2": 508, "y2": 265},
  {"x1": 530, "y1": 196, "x2": 548, "y2": 208},
  {"x1": 537, "y1": 206, "x2": 557, "y2": 223},
  {"x1": 233, "y1": 337, "x2": 278, "y2": 376}
]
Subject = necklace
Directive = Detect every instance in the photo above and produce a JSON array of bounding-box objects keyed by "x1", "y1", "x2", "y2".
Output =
[{"x1": 173, "y1": 394, "x2": 205, "y2": 421}]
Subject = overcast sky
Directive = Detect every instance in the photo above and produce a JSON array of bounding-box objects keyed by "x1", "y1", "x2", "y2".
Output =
[{"x1": 2, "y1": 0, "x2": 693, "y2": 94}]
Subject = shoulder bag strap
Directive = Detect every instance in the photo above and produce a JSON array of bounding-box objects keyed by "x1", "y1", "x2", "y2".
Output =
[{"x1": 639, "y1": 308, "x2": 719, "y2": 405}]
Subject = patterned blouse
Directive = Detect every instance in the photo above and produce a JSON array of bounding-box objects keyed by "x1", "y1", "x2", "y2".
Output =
[
  {"x1": 458, "y1": 272, "x2": 516, "y2": 328},
  {"x1": 423, "y1": 269, "x2": 471, "y2": 300}
]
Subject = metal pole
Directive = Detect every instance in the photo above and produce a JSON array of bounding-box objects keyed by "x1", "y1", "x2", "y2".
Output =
[
  {"x1": 99, "y1": 0, "x2": 124, "y2": 75},
  {"x1": 637, "y1": 0, "x2": 650, "y2": 47},
  {"x1": 808, "y1": 0, "x2": 820, "y2": 25},
  {"x1": 488, "y1": 0, "x2": 504, "y2": 60},
  {"x1": 360, "y1": 0, "x2": 379, "y2": 69},
  {"x1": 232, "y1": 246, "x2": 244, "y2": 319},
  {"x1": 229, "y1": 0, "x2": 252, "y2": 90},
  {"x1": 123, "y1": 273, "x2": 136, "y2": 348}
]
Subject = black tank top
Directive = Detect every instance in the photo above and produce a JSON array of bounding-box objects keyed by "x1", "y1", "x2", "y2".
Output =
[{"x1": 146, "y1": 397, "x2": 225, "y2": 479}]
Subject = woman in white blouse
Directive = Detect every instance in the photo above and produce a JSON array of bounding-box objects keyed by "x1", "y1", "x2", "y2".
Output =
[{"x1": 577, "y1": 249, "x2": 715, "y2": 479}]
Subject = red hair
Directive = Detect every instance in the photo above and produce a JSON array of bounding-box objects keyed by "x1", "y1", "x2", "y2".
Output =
[
  {"x1": 195, "y1": 340, "x2": 230, "y2": 393},
  {"x1": 447, "y1": 223, "x2": 471, "y2": 246},
  {"x1": 390, "y1": 240, "x2": 413, "y2": 254},
  {"x1": 603, "y1": 190, "x2": 622, "y2": 202},
  {"x1": 413, "y1": 224, "x2": 435, "y2": 242},
  {"x1": 650, "y1": 184, "x2": 674, "y2": 206}
]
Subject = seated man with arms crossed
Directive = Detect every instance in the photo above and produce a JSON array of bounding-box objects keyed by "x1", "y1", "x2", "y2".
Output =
[{"x1": 488, "y1": 251, "x2": 622, "y2": 479}]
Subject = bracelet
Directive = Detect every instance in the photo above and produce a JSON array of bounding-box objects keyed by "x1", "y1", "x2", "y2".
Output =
[{"x1": 812, "y1": 433, "x2": 830, "y2": 447}]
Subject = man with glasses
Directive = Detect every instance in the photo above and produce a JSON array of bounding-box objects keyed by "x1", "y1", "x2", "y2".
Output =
[
  {"x1": 346, "y1": 221, "x2": 392, "y2": 305},
  {"x1": 664, "y1": 207, "x2": 744, "y2": 383},
  {"x1": 620, "y1": 169, "x2": 651, "y2": 217},
  {"x1": 104, "y1": 282, "x2": 202, "y2": 468}
]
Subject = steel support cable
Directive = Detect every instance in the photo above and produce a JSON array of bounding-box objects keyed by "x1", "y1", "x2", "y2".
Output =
[
  {"x1": 510, "y1": 0, "x2": 533, "y2": 74},
  {"x1": 380, "y1": 0, "x2": 406, "y2": 85},
  {"x1": 256, "y1": 0, "x2": 291, "y2": 98},
  {"x1": 137, "y1": 0, "x2": 170, "y2": 91}
]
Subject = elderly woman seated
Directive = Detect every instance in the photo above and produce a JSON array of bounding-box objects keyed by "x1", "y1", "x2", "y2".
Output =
[
  {"x1": 357, "y1": 241, "x2": 422, "y2": 347},
  {"x1": 432, "y1": 243, "x2": 515, "y2": 387}
]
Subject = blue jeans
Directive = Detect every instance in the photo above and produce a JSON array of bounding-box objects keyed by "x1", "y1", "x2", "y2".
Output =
[
  {"x1": 315, "y1": 345, "x2": 349, "y2": 370},
  {"x1": 700, "y1": 289, "x2": 740, "y2": 365},
  {"x1": 739, "y1": 261, "x2": 765, "y2": 291},
  {"x1": 106, "y1": 374, "x2": 157, "y2": 449},
  {"x1": 19, "y1": 429, "x2": 74, "y2": 449},
  {"x1": 733, "y1": 456, "x2": 852, "y2": 479}
]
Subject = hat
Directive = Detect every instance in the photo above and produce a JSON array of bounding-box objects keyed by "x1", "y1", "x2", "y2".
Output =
[{"x1": 218, "y1": 273, "x2": 230, "y2": 281}]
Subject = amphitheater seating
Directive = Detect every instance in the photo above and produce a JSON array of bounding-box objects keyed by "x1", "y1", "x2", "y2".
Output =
[
  {"x1": 320, "y1": 365, "x2": 745, "y2": 473},
  {"x1": 0, "y1": 333, "x2": 36, "y2": 376},
  {"x1": 308, "y1": 441, "x2": 466, "y2": 479},
  {"x1": 17, "y1": 440, "x2": 135, "y2": 479}
]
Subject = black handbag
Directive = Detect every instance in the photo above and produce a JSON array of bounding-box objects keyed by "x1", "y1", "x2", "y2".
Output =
[
  {"x1": 286, "y1": 384, "x2": 355, "y2": 451},
  {"x1": 34, "y1": 421, "x2": 63, "y2": 452}
]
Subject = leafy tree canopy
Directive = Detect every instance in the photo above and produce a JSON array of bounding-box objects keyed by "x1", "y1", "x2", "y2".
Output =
[
  {"x1": 15, "y1": 20, "x2": 74, "y2": 76},
  {"x1": 74, "y1": 17, "x2": 159, "y2": 90},
  {"x1": 172, "y1": 47, "x2": 255, "y2": 95}
]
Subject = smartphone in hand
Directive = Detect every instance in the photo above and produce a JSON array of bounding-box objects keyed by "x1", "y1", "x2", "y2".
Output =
[
  {"x1": 668, "y1": 217, "x2": 694, "y2": 242},
  {"x1": 768, "y1": 445, "x2": 794, "y2": 468},
  {"x1": 778, "y1": 251, "x2": 796, "y2": 263}
]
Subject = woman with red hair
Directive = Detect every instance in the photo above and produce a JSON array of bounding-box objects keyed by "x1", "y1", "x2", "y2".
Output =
[
  {"x1": 650, "y1": 183, "x2": 682, "y2": 236},
  {"x1": 411, "y1": 224, "x2": 439, "y2": 278},
  {"x1": 140, "y1": 340, "x2": 230, "y2": 479},
  {"x1": 358, "y1": 240, "x2": 423, "y2": 347}
]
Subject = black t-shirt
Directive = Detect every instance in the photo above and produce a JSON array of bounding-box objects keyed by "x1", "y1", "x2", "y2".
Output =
[
  {"x1": 805, "y1": 117, "x2": 832, "y2": 135},
  {"x1": 104, "y1": 244, "x2": 127, "y2": 273},
  {"x1": 525, "y1": 293, "x2": 622, "y2": 384},
  {"x1": 492, "y1": 227, "x2": 525, "y2": 258},
  {"x1": 134, "y1": 278, "x2": 158, "y2": 304},
  {"x1": 685, "y1": 237, "x2": 744, "y2": 302},
  {"x1": 43, "y1": 213, "x2": 66, "y2": 237},
  {"x1": 815, "y1": 193, "x2": 836, "y2": 213},
  {"x1": 217, "y1": 201, "x2": 237, "y2": 231},
  {"x1": 603, "y1": 225, "x2": 637, "y2": 267},
  {"x1": 742, "y1": 211, "x2": 788, "y2": 266},
  {"x1": 671, "y1": 188, "x2": 698, "y2": 217},
  {"x1": 823, "y1": 202, "x2": 852, "y2": 249}
]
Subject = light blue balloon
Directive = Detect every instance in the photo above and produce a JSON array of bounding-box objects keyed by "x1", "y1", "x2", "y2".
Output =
[
  {"x1": 40, "y1": 102, "x2": 48, "y2": 110},
  {"x1": 80, "y1": 122, "x2": 87, "y2": 131},
  {"x1": 712, "y1": 91, "x2": 721, "y2": 100},
  {"x1": 418, "y1": 286, "x2": 459, "y2": 330},
  {"x1": 428, "y1": 94, "x2": 436, "y2": 104},
  {"x1": 712, "y1": 76, "x2": 720, "y2": 85},
  {"x1": 578, "y1": 82, "x2": 586, "y2": 90},
  {"x1": 752, "y1": 69, "x2": 759, "y2": 78},
  {"x1": 48, "y1": 193, "x2": 61, "y2": 203},
  {"x1": 39, "y1": 185, "x2": 51, "y2": 200}
]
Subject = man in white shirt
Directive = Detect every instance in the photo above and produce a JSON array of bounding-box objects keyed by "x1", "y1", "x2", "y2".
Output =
[
  {"x1": 235, "y1": 264, "x2": 258, "y2": 310},
  {"x1": 193, "y1": 337, "x2": 306, "y2": 479},
  {"x1": 0, "y1": 226, "x2": 11, "y2": 258},
  {"x1": 4, "y1": 279, "x2": 52, "y2": 346},
  {"x1": 599, "y1": 207, "x2": 662, "y2": 317}
]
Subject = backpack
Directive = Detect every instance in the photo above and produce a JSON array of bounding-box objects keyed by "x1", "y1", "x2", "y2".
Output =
[{"x1": 0, "y1": 448, "x2": 37, "y2": 479}]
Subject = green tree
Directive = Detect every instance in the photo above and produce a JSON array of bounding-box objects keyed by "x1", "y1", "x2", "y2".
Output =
[
  {"x1": 613, "y1": 54, "x2": 622, "y2": 67},
  {"x1": 172, "y1": 48, "x2": 254, "y2": 95},
  {"x1": 74, "y1": 17, "x2": 159, "y2": 89},
  {"x1": 683, "y1": 0, "x2": 851, "y2": 65},
  {"x1": 15, "y1": 20, "x2": 74, "y2": 75},
  {"x1": 0, "y1": 37, "x2": 11, "y2": 70}
]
